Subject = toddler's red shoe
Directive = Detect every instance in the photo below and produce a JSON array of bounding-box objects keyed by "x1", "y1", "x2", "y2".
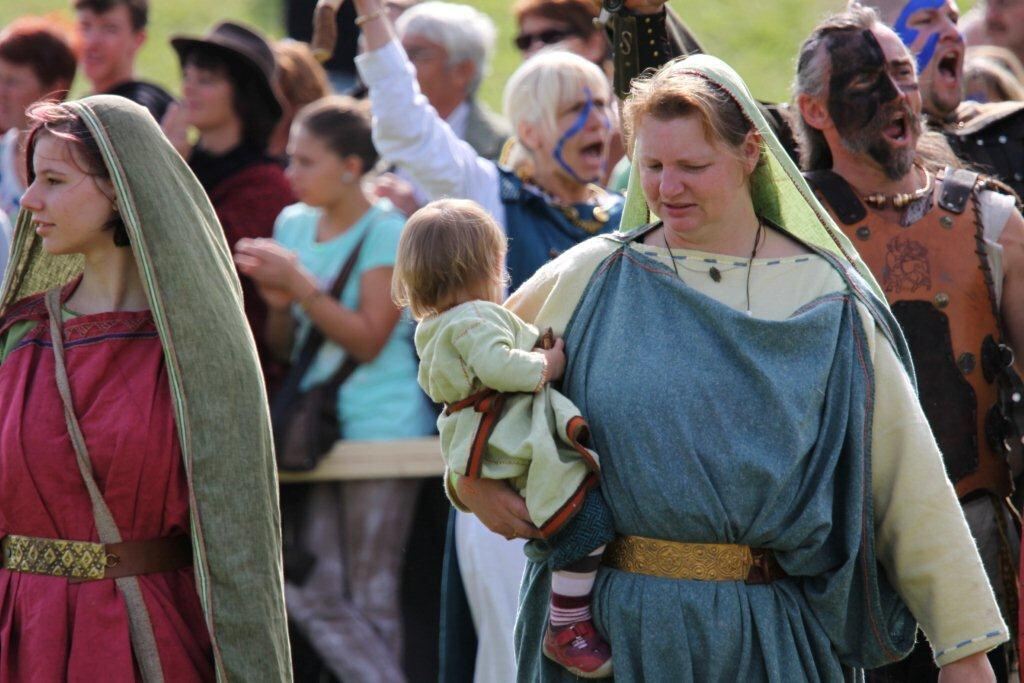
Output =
[{"x1": 542, "y1": 620, "x2": 613, "y2": 678}]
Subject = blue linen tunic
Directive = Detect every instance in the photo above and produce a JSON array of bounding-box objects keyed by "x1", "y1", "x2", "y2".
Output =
[{"x1": 515, "y1": 236, "x2": 917, "y2": 681}]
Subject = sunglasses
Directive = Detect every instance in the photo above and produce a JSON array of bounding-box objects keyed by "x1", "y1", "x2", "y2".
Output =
[{"x1": 514, "y1": 28, "x2": 577, "y2": 51}]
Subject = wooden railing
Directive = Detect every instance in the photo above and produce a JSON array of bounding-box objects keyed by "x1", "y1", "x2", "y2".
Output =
[{"x1": 277, "y1": 437, "x2": 445, "y2": 482}]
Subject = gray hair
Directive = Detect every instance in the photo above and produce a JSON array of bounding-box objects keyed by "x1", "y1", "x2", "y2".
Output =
[
  {"x1": 792, "y1": 5, "x2": 879, "y2": 171},
  {"x1": 396, "y1": 1, "x2": 496, "y2": 95},
  {"x1": 846, "y1": 0, "x2": 904, "y2": 26}
]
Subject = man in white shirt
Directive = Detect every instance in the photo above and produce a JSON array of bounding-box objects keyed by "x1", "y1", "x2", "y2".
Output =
[{"x1": 372, "y1": 2, "x2": 511, "y2": 214}]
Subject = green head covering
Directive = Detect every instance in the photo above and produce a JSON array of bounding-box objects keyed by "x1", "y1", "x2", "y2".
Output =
[
  {"x1": 620, "y1": 53, "x2": 885, "y2": 300},
  {"x1": 1, "y1": 95, "x2": 290, "y2": 681}
]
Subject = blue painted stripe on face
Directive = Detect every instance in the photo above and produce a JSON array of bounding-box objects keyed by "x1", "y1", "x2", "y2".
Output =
[
  {"x1": 915, "y1": 32, "x2": 941, "y2": 73},
  {"x1": 552, "y1": 87, "x2": 607, "y2": 185},
  {"x1": 893, "y1": 0, "x2": 947, "y2": 72}
]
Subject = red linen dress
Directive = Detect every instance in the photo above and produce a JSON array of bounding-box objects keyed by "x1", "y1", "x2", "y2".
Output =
[{"x1": 0, "y1": 291, "x2": 213, "y2": 681}]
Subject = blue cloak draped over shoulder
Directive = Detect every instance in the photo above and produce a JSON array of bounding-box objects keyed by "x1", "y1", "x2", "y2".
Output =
[
  {"x1": 499, "y1": 169, "x2": 623, "y2": 291},
  {"x1": 514, "y1": 233, "x2": 917, "y2": 681}
]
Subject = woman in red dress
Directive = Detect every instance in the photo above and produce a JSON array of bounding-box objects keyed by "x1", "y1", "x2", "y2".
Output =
[{"x1": 0, "y1": 96, "x2": 289, "y2": 681}]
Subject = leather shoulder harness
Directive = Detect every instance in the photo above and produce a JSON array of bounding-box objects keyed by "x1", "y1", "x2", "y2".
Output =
[{"x1": 806, "y1": 168, "x2": 1015, "y2": 499}]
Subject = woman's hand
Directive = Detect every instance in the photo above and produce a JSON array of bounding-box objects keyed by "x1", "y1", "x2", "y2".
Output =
[
  {"x1": 455, "y1": 477, "x2": 543, "y2": 541},
  {"x1": 253, "y1": 282, "x2": 296, "y2": 310},
  {"x1": 160, "y1": 102, "x2": 192, "y2": 160},
  {"x1": 937, "y1": 652, "x2": 995, "y2": 682},
  {"x1": 234, "y1": 238, "x2": 317, "y2": 302}
]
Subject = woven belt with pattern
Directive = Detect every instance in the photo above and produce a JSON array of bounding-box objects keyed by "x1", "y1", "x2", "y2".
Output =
[
  {"x1": 1, "y1": 534, "x2": 192, "y2": 583},
  {"x1": 604, "y1": 535, "x2": 788, "y2": 584}
]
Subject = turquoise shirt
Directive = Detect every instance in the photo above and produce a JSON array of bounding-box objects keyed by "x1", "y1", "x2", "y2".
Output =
[{"x1": 274, "y1": 201, "x2": 435, "y2": 441}]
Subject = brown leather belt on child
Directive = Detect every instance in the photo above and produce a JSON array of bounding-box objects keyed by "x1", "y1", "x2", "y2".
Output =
[
  {"x1": 1, "y1": 533, "x2": 192, "y2": 583},
  {"x1": 603, "y1": 535, "x2": 788, "y2": 584},
  {"x1": 444, "y1": 388, "x2": 506, "y2": 479}
]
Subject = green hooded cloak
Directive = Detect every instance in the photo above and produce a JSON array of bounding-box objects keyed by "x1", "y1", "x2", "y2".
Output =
[
  {"x1": 620, "y1": 54, "x2": 886, "y2": 302},
  {"x1": 0, "y1": 95, "x2": 291, "y2": 681}
]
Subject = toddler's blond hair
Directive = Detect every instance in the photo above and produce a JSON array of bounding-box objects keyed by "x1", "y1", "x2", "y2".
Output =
[{"x1": 393, "y1": 199, "x2": 508, "y2": 320}]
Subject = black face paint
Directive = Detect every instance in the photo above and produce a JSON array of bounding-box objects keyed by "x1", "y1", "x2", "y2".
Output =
[
  {"x1": 825, "y1": 28, "x2": 922, "y2": 180},
  {"x1": 826, "y1": 29, "x2": 900, "y2": 134}
]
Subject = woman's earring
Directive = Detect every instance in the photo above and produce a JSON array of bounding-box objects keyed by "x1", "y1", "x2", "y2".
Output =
[
  {"x1": 112, "y1": 201, "x2": 120, "y2": 213},
  {"x1": 341, "y1": 172, "x2": 355, "y2": 184}
]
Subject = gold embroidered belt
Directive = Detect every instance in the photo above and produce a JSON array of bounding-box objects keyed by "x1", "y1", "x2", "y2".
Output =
[
  {"x1": 1, "y1": 534, "x2": 192, "y2": 583},
  {"x1": 604, "y1": 536, "x2": 788, "y2": 584}
]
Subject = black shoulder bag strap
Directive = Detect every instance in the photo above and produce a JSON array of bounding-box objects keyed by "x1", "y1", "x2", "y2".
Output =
[{"x1": 273, "y1": 231, "x2": 369, "y2": 413}]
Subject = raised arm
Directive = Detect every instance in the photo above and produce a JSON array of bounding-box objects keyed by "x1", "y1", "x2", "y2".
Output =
[
  {"x1": 607, "y1": 1, "x2": 685, "y2": 99},
  {"x1": 352, "y1": 0, "x2": 503, "y2": 220}
]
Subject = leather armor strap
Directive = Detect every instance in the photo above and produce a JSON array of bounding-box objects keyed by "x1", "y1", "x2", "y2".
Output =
[
  {"x1": 44, "y1": 289, "x2": 165, "y2": 683},
  {"x1": 804, "y1": 170, "x2": 867, "y2": 225},
  {"x1": 938, "y1": 166, "x2": 980, "y2": 214}
]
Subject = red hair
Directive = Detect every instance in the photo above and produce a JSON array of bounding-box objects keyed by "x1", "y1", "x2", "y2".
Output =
[
  {"x1": 0, "y1": 15, "x2": 79, "y2": 92},
  {"x1": 512, "y1": 0, "x2": 601, "y2": 38}
]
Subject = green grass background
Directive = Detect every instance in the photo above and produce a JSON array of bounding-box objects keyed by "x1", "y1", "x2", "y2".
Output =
[{"x1": 0, "y1": 0, "x2": 978, "y2": 109}]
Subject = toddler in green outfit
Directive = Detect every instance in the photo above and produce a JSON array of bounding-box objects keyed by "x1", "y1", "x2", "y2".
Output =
[{"x1": 393, "y1": 199, "x2": 612, "y2": 678}]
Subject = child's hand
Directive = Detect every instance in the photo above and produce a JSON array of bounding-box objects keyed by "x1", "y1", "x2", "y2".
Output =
[{"x1": 539, "y1": 338, "x2": 566, "y2": 383}]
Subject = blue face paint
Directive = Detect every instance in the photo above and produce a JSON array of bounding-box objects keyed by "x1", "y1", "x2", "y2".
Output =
[
  {"x1": 893, "y1": 0, "x2": 954, "y2": 74},
  {"x1": 551, "y1": 87, "x2": 609, "y2": 186}
]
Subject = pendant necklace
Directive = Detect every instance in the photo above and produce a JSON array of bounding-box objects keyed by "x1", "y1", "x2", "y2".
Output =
[{"x1": 663, "y1": 219, "x2": 765, "y2": 315}]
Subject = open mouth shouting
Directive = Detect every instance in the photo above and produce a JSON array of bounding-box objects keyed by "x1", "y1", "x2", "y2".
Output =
[
  {"x1": 934, "y1": 47, "x2": 963, "y2": 89},
  {"x1": 882, "y1": 110, "x2": 912, "y2": 146},
  {"x1": 579, "y1": 140, "x2": 605, "y2": 164}
]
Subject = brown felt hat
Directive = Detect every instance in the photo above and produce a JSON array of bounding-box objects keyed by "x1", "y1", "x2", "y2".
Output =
[{"x1": 171, "y1": 21, "x2": 284, "y2": 120}]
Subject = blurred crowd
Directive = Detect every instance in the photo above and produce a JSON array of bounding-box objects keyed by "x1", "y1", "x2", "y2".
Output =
[{"x1": 3, "y1": 0, "x2": 1024, "y2": 681}]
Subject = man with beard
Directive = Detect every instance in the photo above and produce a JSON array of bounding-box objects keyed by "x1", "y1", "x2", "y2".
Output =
[
  {"x1": 963, "y1": 0, "x2": 1024, "y2": 73},
  {"x1": 794, "y1": 6, "x2": 1024, "y2": 679},
  {"x1": 856, "y1": 0, "x2": 1024, "y2": 199}
]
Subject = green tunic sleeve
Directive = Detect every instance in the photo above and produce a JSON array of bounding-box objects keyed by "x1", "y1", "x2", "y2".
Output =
[
  {"x1": 451, "y1": 310, "x2": 547, "y2": 393},
  {"x1": 0, "y1": 320, "x2": 36, "y2": 365}
]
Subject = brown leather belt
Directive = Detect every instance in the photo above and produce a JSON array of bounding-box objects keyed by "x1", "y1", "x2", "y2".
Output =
[
  {"x1": 604, "y1": 535, "x2": 788, "y2": 584},
  {"x1": 1, "y1": 533, "x2": 192, "y2": 583}
]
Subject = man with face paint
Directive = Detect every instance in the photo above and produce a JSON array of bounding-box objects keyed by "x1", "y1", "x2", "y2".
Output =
[
  {"x1": 795, "y1": 7, "x2": 1024, "y2": 680},
  {"x1": 857, "y1": 0, "x2": 1024, "y2": 199}
]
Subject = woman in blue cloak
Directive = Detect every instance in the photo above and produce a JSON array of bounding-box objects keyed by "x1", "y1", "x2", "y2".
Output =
[{"x1": 457, "y1": 54, "x2": 1005, "y2": 682}]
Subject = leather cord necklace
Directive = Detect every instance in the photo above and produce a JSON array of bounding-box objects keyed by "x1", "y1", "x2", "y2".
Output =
[{"x1": 663, "y1": 219, "x2": 765, "y2": 315}]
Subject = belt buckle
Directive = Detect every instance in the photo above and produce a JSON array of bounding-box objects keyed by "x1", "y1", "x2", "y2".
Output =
[
  {"x1": 3, "y1": 535, "x2": 108, "y2": 581},
  {"x1": 746, "y1": 549, "x2": 780, "y2": 585}
]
